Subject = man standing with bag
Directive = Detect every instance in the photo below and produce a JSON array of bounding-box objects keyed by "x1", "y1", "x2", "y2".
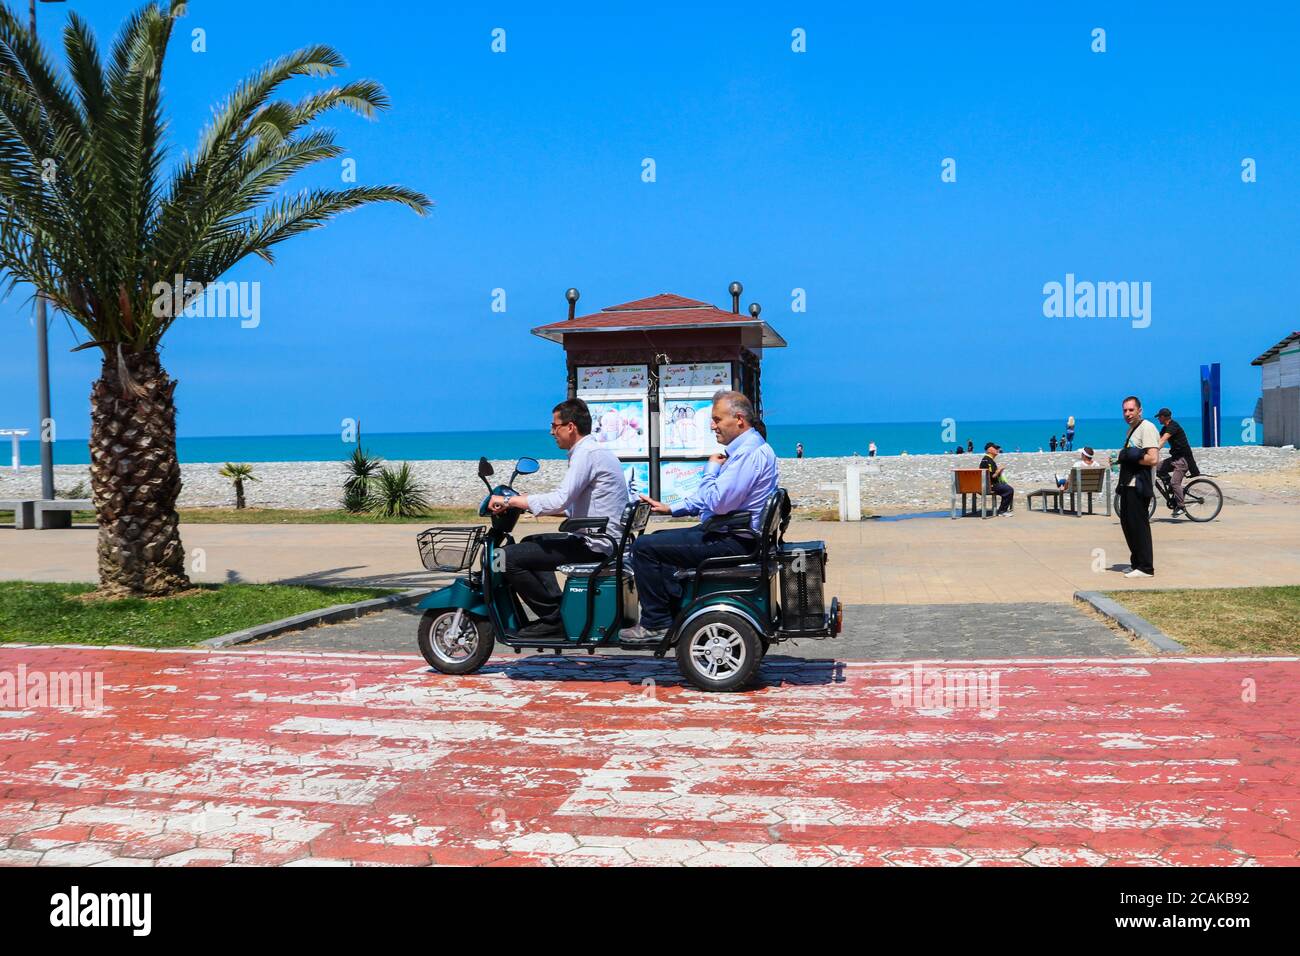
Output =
[{"x1": 1116, "y1": 395, "x2": 1161, "y2": 578}]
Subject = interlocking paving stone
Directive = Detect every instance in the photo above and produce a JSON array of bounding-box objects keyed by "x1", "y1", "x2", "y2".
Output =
[
  {"x1": 256, "y1": 602, "x2": 1140, "y2": 660},
  {"x1": 0, "y1": 645, "x2": 1296, "y2": 867}
]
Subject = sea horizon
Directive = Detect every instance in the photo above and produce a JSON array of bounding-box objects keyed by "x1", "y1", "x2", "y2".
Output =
[{"x1": 10, "y1": 415, "x2": 1260, "y2": 466}]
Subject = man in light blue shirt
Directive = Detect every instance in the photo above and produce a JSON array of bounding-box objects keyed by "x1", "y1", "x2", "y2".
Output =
[
  {"x1": 487, "y1": 398, "x2": 627, "y2": 637},
  {"x1": 622, "y1": 390, "x2": 778, "y2": 644}
]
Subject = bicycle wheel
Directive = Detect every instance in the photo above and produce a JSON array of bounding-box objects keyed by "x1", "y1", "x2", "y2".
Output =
[{"x1": 1181, "y1": 478, "x2": 1223, "y2": 522}]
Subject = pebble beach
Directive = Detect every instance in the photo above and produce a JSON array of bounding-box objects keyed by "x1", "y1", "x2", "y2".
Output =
[{"x1": 3, "y1": 445, "x2": 1296, "y2": 515}]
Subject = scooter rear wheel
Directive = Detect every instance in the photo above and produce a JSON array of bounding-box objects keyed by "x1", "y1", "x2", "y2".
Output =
[
  {"x1": 418, "y1": 609, "x2": 493, "y2": 675},
  {"x1": 676, "y1": 611, "x2": 763, "y2": 692}
]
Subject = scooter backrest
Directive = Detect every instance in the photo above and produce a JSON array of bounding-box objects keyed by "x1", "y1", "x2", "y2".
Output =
[
  {"x1": 759, "y1": 489, "x2": 791, "y2": 549},
  {"x1": 621, "y1": 500, "x2": 652, "y2": 543}
]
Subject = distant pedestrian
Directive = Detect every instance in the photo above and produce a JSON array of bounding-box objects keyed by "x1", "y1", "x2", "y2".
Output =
[
  {"x1": 1064, "y1": 416, "x2": 1076, "y2": 451},
  {"x1": 795, "y1": 442, "x2": 804, "y2": 459},
  {"x1": 1117, "y1": 396, "x2": 1159, "y2": 577},
  {"x1": 966, "y1": 439, "x2": 973, "y2": 453},
  {"x1": 868, "y1": 441, "x2": 877, "y2": 457},
  {"x1": 1049, "y1": 435, "x2": 1058, "y2": 452}
]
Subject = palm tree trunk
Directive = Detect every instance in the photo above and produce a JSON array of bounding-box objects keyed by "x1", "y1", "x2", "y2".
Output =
[
  {"x1": 89, "y1": 347, "x2": 191, "y2": 597},
  {"x1": 235, "y1": 479, "x2": 245, "y2": 510}
]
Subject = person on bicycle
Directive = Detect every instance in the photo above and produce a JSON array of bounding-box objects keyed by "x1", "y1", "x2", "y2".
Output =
[{"x1": 1154, "y1": 408, "x2": 1200, "y2": 518}]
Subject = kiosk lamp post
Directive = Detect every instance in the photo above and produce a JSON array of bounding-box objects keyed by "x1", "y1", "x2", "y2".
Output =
[{"x1": 30, "y1": 0, "x2": 65, "y2": 500}]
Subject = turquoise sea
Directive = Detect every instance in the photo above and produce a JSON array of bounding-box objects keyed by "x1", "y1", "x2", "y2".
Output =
[{"x1": 13, "y1": 416, "x2": 1257, "y2": 465}]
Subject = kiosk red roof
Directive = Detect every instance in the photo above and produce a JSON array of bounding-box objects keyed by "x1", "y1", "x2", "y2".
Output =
[{"x1": 531, "y1": 293, "x2": 787, "y2": 347}]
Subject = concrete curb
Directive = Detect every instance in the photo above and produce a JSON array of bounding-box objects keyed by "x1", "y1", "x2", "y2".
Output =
[
  {"x1": 1073, "y1": 590, "x2": 1187, "y2": 654},
  {"x1": 199, "y1": 587, "x2": 433, "y2": 649}
]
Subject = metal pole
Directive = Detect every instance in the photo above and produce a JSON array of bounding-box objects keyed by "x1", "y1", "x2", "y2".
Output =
[{"x1": 30, "y1": 0, "x2": 55, "y2": 499}]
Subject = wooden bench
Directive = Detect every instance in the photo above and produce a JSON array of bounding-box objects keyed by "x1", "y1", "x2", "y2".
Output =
[
  {"x1": 1027, "y1": 466, "x2": 1111, "y2": 516},
  {"x1": 950, "y1": 468, "x2": 994, "y2": 519},
  {"x1": 0, "y1": 499, "x2": 37, "y2": 529}
]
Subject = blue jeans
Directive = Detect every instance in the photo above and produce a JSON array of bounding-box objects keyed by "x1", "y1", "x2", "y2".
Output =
[{"x1": 631, "y1": 526, "x2": 752, "y2": 630}]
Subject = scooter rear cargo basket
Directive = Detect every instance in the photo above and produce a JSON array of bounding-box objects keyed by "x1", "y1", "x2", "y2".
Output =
[
  {"x1": 418, "y1": 526, "x2": 486, "y2": 572},
  {"x1": 778, "y1": 541, "x2": 827, "y2": 633}
]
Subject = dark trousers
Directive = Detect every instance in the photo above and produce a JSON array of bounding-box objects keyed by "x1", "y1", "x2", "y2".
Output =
[
  {"x1": 992, "y1": 481, "x2": 1014, "y2": 513},
  {"x1": 631, "y1": 526, "x2": 752, "y2": 630},
  {"x1": 1119, "y1": 487, "x2": 1154, "y2": 574},
  {"x1": 503, "y1": 536, "x2": 604, "y2": 623}
]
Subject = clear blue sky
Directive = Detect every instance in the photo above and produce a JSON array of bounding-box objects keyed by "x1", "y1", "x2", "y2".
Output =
[{"x1": 2, "y1": 0, "x2": 1294, "y2": 438}]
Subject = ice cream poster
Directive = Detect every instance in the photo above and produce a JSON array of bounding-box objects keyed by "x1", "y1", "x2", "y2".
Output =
[
  {"x1": 660, "y1": 459, "x2": 708, "y2": 509},
  {"x1": 658, "y1": 362, "x2": 731, "y2": 391},
  {"x1": 660, "y1": 399, "x2": 721, "y2": 455},
  {"x1": 577, "y1": 365, "x2": 647, "y2": 394},
  {"x1": 588, "y1": 399, "x2": 648, "y2": 455}
]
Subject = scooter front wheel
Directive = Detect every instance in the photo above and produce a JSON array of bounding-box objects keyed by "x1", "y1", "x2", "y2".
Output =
[{"x1": 418, "y1": 609, "x2": 494, "y2": 675}]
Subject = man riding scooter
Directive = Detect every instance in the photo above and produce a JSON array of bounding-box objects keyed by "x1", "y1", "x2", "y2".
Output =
[
  {"x1": 486, "y1": 398, "x2": 627, "y2": 638},
  {"x1": 621, "y1": 390, "x2": 778, "y2": 646}
]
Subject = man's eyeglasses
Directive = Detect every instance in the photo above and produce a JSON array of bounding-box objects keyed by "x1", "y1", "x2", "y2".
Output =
[{"x1": 549, "y1": 421, "x2": 568, "y2": 433}]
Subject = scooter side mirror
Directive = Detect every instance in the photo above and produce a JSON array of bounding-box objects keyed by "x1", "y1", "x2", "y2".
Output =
[
  {"x1": 516, "y1": 457, "x2": 539, "y2": 475},
  {"x1": 478, "y1": 457, "x2": 494, "y2": 478}
]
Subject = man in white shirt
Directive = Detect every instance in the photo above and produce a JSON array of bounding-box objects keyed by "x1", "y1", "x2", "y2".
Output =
[
  {"x1": 487, "y1": 399, "x2": 628, "y2": 637},
  {"x1": 1116, "y1": 395, "x2": 1161, "y2": 578}
]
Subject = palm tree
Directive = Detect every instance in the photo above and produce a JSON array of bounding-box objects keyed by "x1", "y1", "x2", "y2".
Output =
[
  {"x1": 0, "y1": 2, "x2": 430, "y2": 597},
  {"x1": 217, "y1": 462, "x2": 258, "y2": 510}
]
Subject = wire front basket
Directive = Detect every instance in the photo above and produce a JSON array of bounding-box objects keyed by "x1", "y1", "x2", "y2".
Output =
[{"x1": 417, "y1": 526, "x2": 487, "y2": 572}]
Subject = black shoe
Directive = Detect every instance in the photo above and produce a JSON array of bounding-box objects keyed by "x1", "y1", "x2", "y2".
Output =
[{"x1": 517, "y1": 618, "x2": 564, "y2": 638}]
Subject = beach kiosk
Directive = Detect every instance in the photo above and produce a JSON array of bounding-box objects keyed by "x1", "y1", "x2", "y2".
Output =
[{"x1": 531, "y1": 284, "x2": 787, "y2": 502}]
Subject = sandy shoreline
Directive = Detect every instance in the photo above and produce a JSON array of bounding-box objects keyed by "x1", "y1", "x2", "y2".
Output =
[{"x1": 2, "y1": 445, "x2": 1296, "y2": 513}]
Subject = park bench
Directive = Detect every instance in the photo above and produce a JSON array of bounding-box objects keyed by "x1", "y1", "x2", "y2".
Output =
[
  {"x1": 32, "y1": 498, "x2": 93, "y2": 529},
  {"x1": 950, "y1": 468, "x2": 994, "y2": 519},
  {"x1": 0, "y1": 499, "x2": 37, "y2": 529},
  {"x1": 1027, "y1": 465, "x2": 1112, "y2": 517}
]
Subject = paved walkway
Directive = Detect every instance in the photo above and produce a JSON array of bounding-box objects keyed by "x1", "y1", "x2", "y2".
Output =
[
  {"x1": 1, "y1": 646, "x2": 1295, "y2": 867},
  {"x1": 5, "y1": 496, "x2": 1298, "y2": 604},
  {"x1": 260, "y1": 602, "x2": 1141, "y2": 659}
]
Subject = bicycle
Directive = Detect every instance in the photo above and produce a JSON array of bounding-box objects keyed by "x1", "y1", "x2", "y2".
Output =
[{"x1": 1113, "y1": 468, "x2": 1223, "y2": 522}]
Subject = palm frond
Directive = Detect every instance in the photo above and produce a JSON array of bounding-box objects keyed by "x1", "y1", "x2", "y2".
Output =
[{"x1": 0, "y1": 1, "x2": 430, "y2": 353}]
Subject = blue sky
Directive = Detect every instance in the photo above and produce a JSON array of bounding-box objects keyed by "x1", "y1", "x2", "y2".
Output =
[{"x1": 1, "y1": 0, "x2": 1294, "y2": 438}]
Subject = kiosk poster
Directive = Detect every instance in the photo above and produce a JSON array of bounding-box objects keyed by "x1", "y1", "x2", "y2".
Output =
[
  {"x1": 660, "y1": 459, "x2": 709, "y2": 509},
  {"x1": 588, "y1": 399, "x2": 648, "y2": 456},
  {"x1": 658, "y1": 362, "x2": 731, "y2": 391},
  {"x1": 621, "y1": 461, "x2": 651, "y2": 501},
  {"x1": 660, "y1": 398, "x2": 722, "y2": 455},
  {"x1": 577, "y1": 365, "x2": 648, "y2": 394}
]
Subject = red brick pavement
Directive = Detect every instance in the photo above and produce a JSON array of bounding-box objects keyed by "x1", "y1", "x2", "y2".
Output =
[{"x1": 1, "y1": 646, "x2": 1297, "y2": 866}]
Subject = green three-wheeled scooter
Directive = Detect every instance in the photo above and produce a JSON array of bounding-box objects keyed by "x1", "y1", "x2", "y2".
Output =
[{"x1": 414, "y1": 456, "x2": 842, "y2": 692}]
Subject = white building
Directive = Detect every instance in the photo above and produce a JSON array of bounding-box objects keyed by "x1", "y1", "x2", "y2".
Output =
[{"x1": 1252, "y1": 331, "x2": 1300, "y2": 447}]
